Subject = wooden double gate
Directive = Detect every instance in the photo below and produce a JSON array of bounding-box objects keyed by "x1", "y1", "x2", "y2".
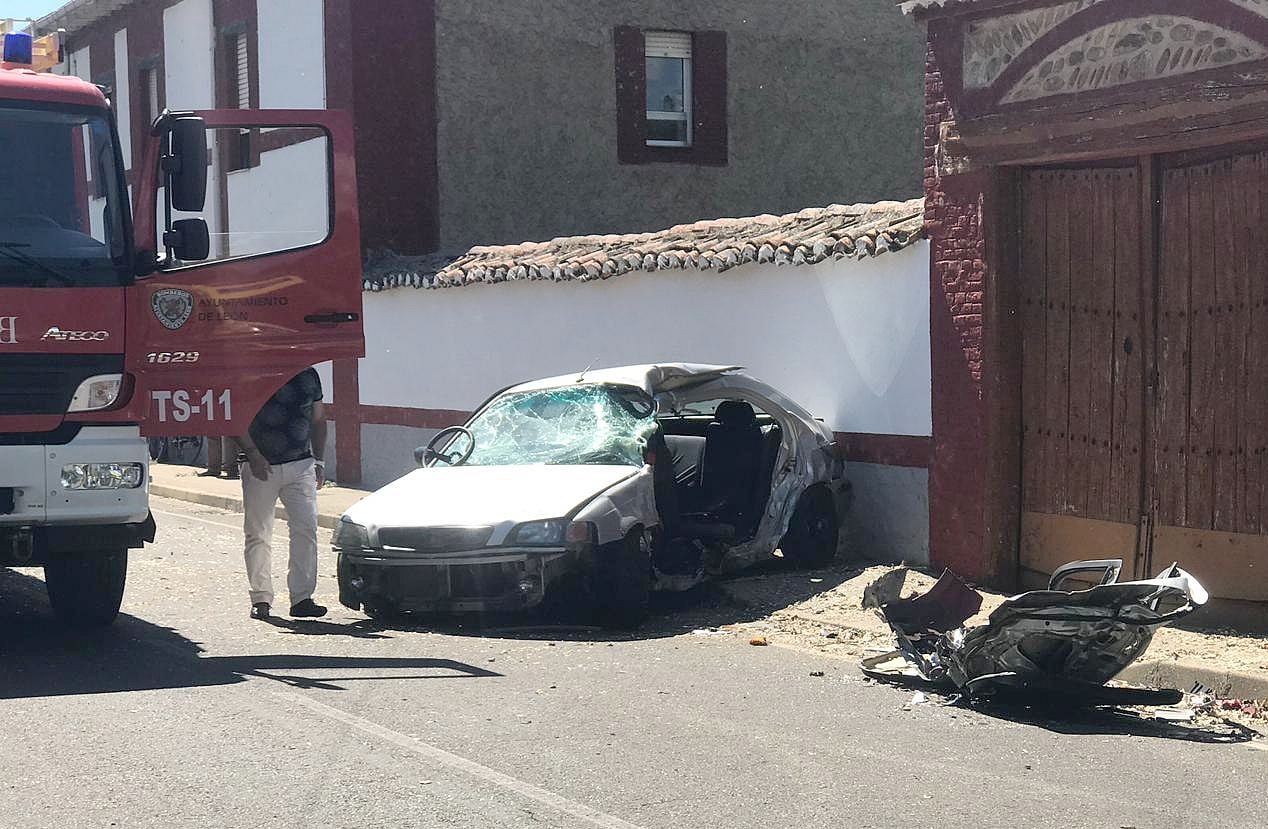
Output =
[{"x1": 1019, "y1": 148, "x2": 1268, "y2": 601}]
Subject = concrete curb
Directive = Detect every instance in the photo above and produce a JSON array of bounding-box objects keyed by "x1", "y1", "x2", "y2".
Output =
[
  {"x1": 149, "y1": 483, "x2": 343, "y2": 530},
  {"x1": 1120, "y1": 659, "x2": 1268, "y2": 701},
  {"x1": 737, "y1": 598, "x2": 1268, "y2": 702}
]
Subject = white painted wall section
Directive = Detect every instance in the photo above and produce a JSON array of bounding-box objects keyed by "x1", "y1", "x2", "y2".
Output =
[
  {"x1": 163, "y1": 0, "x2": 218, "y2": 240},
  {"x1": 67, "y1": 46, "x2": 90, "y2": 81},
  {"x1": 225, "y1": 139, "x2": 330, "y2": 256},
  {"x1": 113, "y1": 28, "x2": 132, "y2": 168},
  {"x1": 68, "y1": 47, "x2": 92, "y2": 183},
  {"x1": 162, "y1": 0, "x2": 214, "y2": 109},
  {"x1": 358, "y1": 242, "x2": 933, "y2": 437},
  {"x1": 314, "y1": 361, "x2": 334, "y2": 404},
  {"x1": 258, "y1": 0, "x2": 326, "y2": 108}
]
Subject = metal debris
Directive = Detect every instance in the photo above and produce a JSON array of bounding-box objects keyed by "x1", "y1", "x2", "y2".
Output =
[{"x1": 861, "y1": 559, "x2": 1209, "y2": 706}]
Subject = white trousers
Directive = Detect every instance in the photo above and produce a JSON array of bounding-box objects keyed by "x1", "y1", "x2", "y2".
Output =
[{"x1": 242, "y1": 457, "x2": 319, "y2": 607}]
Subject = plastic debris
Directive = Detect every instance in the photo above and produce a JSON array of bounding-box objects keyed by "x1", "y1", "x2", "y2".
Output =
[{"x1": 749, "y1": 636, "x2": 769, "y2": 646}]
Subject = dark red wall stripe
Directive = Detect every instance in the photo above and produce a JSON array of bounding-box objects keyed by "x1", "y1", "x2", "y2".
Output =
[{"x1": 835, "y1": 433, "x2": 932, "y2": 469}]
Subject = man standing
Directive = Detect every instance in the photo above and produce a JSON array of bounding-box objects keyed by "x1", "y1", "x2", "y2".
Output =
[
  {"x1": 200, "y1": 436, "x2": 240, "y2": 479},
  {"x1": 236, "y1": 367, "x2": 328, "y2": 620}
]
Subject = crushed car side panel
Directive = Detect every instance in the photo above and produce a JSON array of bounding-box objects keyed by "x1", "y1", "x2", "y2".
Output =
[{"x1": 572, "y1": 467, "x2": 659, "y2": 545}]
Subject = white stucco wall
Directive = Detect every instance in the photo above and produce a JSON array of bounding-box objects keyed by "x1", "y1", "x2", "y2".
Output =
[
  {"x1": 162, "y1": 0, "x2": 219, "y2": 241},
  {"x1": 162, "y1": 0, "x2": 213, "y2": 109},
  {"x1": 257, "y1": 0, "x2": 325, "y2": 109},
  {"x1": 225, "y1": 138, "x2": 330, "y2": 256},
  {"x1": 113, "y1": 28, "x2": 131, "y2": 168},
  {"x1": 358, "y1": 242, "x2": 932, "y2": 437}
]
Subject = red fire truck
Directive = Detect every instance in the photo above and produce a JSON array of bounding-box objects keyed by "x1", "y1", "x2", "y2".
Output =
[{"x1": 0, "y1": 32, "x2": 364, "y2": 625}]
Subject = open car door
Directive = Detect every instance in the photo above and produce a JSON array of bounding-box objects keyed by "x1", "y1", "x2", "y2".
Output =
[{"x1": 124, "y1": 109, "x2": 363, "y2": 436}]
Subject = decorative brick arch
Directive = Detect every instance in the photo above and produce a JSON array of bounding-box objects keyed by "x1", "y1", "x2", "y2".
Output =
[{"x1": 959, "y1": 0, "x2": 1268, "y2": 111}]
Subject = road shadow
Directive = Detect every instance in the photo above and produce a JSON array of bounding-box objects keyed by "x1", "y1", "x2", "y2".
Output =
[
  {"x1": 0, "y1": 568, "x2": 499, "y2": 700},
  {"x1": 972, "y1": 700, "x2": 1260, "y2": 745},
  {"x1": 361, "y1": 557, "x2": 867, "y2": 643},
  {"x1": 861, "y1": 672, "x2": 1260, "y2": 745},
  {"x1": 259, "y1": 615, "x2": 390, "y2": 640}
]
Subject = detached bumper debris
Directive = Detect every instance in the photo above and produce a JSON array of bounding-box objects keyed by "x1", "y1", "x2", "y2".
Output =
[{"x1": 861, "y1": 559, "x2": 1209, "y2": 707}]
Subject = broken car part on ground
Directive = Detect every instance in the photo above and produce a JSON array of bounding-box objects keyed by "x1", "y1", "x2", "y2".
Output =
[{"x1": 861, "y1": 559, "x2": 1209, "y2": 707}]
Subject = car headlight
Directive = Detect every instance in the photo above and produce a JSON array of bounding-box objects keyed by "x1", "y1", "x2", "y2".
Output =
[
  {"x1": 333, "y1": 518, "x2": 370, "y2": 549},
  {"x1": 67, "y1": 374, "x2": 124, "y2": 412},
  {"x1": 509, "y1": 519, "x2": 596, "y2": 547},
  {"x1": 60, "y1": 463, "x2": 145, "y2": 490},
  {"x1": 509, "y1": 519, "x2": 568, "y2": 546}
]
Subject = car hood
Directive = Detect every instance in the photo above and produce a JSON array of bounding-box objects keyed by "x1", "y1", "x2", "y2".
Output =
[{"x1": 343, "y1": 464, "x2": 640, "y2": 543}]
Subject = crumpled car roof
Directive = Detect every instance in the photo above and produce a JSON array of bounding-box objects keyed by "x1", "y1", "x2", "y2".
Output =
[{"x1": 507, "y1": 364, "x2": 744, "y2": 396}]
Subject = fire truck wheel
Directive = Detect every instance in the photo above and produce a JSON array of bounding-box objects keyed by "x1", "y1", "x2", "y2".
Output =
[{"x1": 44, "y1": 548, "x2": 128, "y2": 628}]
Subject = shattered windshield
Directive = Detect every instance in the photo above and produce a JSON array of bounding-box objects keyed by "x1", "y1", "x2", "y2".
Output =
[{"x1": 462, "y1": 384, "x2": 657, "y2": 467}]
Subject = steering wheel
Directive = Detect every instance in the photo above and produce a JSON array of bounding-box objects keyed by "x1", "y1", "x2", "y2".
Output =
[{"x1": 419, "y1": 426, "x2": 475, "y2": 467}]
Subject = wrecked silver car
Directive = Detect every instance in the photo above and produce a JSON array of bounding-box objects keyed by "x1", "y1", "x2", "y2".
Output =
[
  {"x1": 335, "y1": 364, "x2": 852, "y2": 627},
  {"x1": 862, "y1": 559, "x2": 1209, "y2": 706}
]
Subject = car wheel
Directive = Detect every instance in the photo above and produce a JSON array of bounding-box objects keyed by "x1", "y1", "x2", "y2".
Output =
[
  {"x1": 44, "y1": 548, "x2": 128, "y2": 628},
  {"x1": 591, "y1": 530, "x2": 651, "y2": 630},
  {"x1": 363, "y1": 600, "x2": 398, "y2": 622},
  {"x1": 780, "y1": 487, "x2": 839, "y2": 569}
]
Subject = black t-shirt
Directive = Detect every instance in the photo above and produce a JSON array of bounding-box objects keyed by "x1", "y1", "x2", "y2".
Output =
[{"x1": 249, "y1": 368, "x2": 323, "y2": 465}]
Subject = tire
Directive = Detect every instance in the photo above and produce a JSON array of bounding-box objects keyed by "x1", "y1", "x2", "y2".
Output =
[
  {"x1": 590, "y1": 531, "x2": 651, "y2": 630},
  {"x1": 780, "y1": 487, "x2": 840, "y2": 569},
  {"x1": 167, "y1": 436, "x2": 205, "y2": 466},
  {"x1": 362, "y1": 599, "x2": 399, "y2": 622},
  {"x1": 44, "y1": 548, "x2": 128, "y2": 628}
]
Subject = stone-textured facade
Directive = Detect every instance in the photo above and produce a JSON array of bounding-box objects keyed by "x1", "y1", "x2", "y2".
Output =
[{"x1": 434, "y1": 0, "x2": 925, "y2": 251}]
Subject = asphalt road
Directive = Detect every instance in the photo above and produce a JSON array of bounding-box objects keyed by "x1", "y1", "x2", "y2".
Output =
[{"x1": 2, "y1": 496, "x2": 1267, "y2": 829}]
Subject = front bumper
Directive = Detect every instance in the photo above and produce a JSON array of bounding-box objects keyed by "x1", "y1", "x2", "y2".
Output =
[
  {"x1": 0, "y1": 425, "x2": 150, "y2": 527},
  {"x1": 337, "y1": 546, "x2": 583, "y2": 613}
]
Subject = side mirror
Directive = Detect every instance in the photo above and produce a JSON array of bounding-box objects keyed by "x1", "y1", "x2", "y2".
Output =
[
  {"x1": 165, "y1": 116, "x2": 207, "y2": 212},
  {"x1": 164, "y1": 218, "x2": 210, "y2": 262},
  {"x1": 414, "y1": 446, "x2": 430, "y2": 466}
]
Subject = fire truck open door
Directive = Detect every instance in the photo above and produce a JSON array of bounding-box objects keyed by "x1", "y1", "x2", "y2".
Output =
[{"x1": 126, "y1": 109, "x2": 364, "y2": 437}]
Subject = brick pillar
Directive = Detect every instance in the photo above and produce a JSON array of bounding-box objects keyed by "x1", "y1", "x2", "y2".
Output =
[
  {"x1": 332, "y1": 358, "x2": 362, "y2": 486},
  {"x1": 923, "y1": 36, "x2": 996, "y2": 584}
]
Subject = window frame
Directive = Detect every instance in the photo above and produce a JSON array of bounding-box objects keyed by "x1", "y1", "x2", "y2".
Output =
[
  {"x1": 217, "y1": 20, "x2": 257, "y2": 174},
  {"x1": 614, "y1": 26, "x2": 728, "y2": 167},
  {"x1": 644, "y1": 31, "x2": 693, "y2": 149}
]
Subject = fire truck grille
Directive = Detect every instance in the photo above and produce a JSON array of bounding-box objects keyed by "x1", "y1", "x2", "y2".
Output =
[{"x1": 0, "y1": 354, "x2": 125, "y2": 416}]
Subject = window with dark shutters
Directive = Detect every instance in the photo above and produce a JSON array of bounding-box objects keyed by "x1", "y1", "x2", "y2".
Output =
[
  {"x1": 614, "y1": 26, "x2": 728, "y2": 166},
  {"x1": 140, "y1": 66, "x2": 160, "y2": 128},
  {"x1": 219, "y1": 25, "x2": 255, "y2": 171},
  {"x1": 235, "y1": 32, "x2": 250, "y2": 110}
]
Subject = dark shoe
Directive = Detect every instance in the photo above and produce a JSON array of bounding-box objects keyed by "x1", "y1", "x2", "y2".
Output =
[
  {"x1": 250, "y1": 602, "x2": 271, "y2": 620},
  {"x1": 290, "y1": 599, "x2": 327, "y2": 618},
  {"x1": 197, "y1": 468, "x2": 222, "y2": 477},
  {"x1": 224, "y1": 469, "x2": 240, "y2": 480}
]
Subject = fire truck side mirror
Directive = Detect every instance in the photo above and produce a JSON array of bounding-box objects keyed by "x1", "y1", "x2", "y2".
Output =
[
  {"x1": 165, "y1": 116, "x2": 207, "y2": 212},
  {"x1": 163, "y1": 219, "x2": 210, "y2": 263}
]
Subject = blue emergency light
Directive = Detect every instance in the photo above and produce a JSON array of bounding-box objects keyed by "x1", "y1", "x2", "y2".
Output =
[{"x1": 3, "y1": 32, "x2": 34, "y2": 65}]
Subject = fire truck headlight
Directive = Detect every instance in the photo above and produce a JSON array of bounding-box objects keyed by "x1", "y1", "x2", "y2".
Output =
[
  {"x1": 68, "y1": 374, "x2": 123, "y2": 412},
  {"x1": 60, "y1": 463, "x2": 145, "y2": 490}
]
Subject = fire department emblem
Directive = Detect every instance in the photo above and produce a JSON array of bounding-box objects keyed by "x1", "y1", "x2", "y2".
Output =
[{"x1": 152, "y1": 289, "x2": 194, "y2": 330}]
